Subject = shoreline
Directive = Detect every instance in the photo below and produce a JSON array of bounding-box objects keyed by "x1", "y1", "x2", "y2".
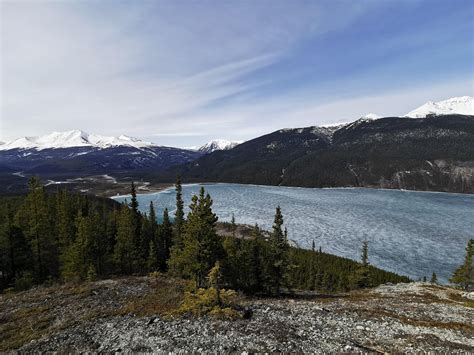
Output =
[{"x1": 111, "y1": 181, "x2": 474, "y2": 199}]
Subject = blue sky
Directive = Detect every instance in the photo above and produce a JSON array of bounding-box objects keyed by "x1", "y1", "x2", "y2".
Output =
[{"x1": 1, "y1": 0, "x2": 473, "y2": 147}]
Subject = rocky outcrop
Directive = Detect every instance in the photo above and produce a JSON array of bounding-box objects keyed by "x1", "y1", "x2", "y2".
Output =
[{"x1": 1, "y1": 277, "x2": 472, "y2": 352}]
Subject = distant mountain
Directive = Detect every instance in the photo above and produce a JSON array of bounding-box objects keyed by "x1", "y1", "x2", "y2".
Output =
[
  {"x1": 0, "y1": 129, "x2": 156, "y2": 150},
  {"x1": 0, "y1": 130, "x2": 203, "y2": 184},
  {"x1": 404, "y1": 96, "x2": 474, "y2": 118},
  {"x1": 198, "y1": 139, "x2": 242, "y2": 153},
  {"x1": 360, "y1": 113, "x2": 381, "y2": 120},
  {"x1": 165, "y1": 114, "x2": 474, "y2": 193}
]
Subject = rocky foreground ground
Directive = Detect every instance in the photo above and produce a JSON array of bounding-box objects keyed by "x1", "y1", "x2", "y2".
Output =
[{"x1": 1, "y1": 276, "x2": 473, "y2": 352}]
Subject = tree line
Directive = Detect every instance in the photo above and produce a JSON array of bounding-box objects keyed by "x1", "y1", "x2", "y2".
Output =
[{"x1": 5, "y1": 175, "x2": 452, "y2": 294}]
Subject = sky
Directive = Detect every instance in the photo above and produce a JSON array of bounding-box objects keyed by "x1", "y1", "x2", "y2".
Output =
[{"x1": 1, "y1": 0, "x2": 473, "y2": 147}]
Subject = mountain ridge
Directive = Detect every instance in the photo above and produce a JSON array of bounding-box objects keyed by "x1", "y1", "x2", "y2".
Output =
[
  {"x1": 198, "y1": 139, "x2": 243, "y2": 153},
  {"x1": 404, "y1": 96, "x2": 474, "y2": 118},
  {"x1": 164, "y1": 114, "x2": 474, "y2": 193},
  {"x1": 0, "y1": 130, "x2": 158, "y2": 151}
]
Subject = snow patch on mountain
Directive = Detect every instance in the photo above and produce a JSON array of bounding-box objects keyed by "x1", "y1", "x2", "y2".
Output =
[
  {"x1": 0, "y1": 130, "x2": 157, "y2": 151},
  {"x1": 198, "y1": 139, "x2": 242, "y2": 153},
  {"x1": 404, "y1": 96, "x2": 474, "y2": 118},
  {"x1": 360, "y1": 113, "x2": 381, "y2": 120}
]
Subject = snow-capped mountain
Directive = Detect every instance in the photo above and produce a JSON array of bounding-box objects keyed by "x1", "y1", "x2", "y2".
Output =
[
  {"x1": 404, "y1": 96, "x2": 474, "y2": 118},
  {"x1": 360, "y1": 113, "x2": 381, "y2": 120},
  {"x1": 198, "y1": 139, "x2": 242, "y2": 153},
  {"x1": 0, "y1": 130, "x2": 156, "y2": 151}
]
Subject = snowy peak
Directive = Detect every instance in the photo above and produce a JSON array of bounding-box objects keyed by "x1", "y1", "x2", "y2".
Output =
[
  {"x1": 0, "y1": 130, "x2": 156, "y2": 151},
  {"x1": 404, "y1": 96, "x2": 474, "y2": 118},
  {"x1": 360, "y1": 113, "x2": 381, "y2": 120},
  {"x1": 198, "y1": 139, "x2": 242, "y2": 153}
]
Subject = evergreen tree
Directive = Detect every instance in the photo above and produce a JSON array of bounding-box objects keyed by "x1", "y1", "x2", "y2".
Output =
[
  {"x1": 174, "y1": 176, "x2": 185, "y2": 247},
  {"x1": 361, "y1": 240, "x2": 369, "y2": 267},
  {"x1": 148, "y1": 202, "x2": 158, "y2": 236},
  {"x1": 248, "y1": 224, "x2": 266, "y2": 293},
  {"x1": 129, "y1": 182, "x2": 141, "y2": 254},
  {"x1": 450, "y1": 239, "x2": 474, "y2": 290},
  {"x1": 56, "y1": 189, "x2": 76, "y2": 251},
  {"x1": 114, "y1": 204, "x2": 136, "y2": 274},
  {"x1": 147, "y1": 239, "x2": 158, "y2": 271},
  {"x1": 157, "y1": 208, "x2": 173, "y2": 271},
  {"x1": 168, "y1": 187, "x2": 223, "y2": 287},
  {"x1": 138, "y1": 216, "x2": 152, "y2": 272},
  {"x1": 352, "y1": 240, "x2": 370, "y2": 288},
  {"x1": 230, "y1": 213, "x2": 237, "y2": 237},
  {"x1": 430, "y1": 272, "x2": 438, "y2": 284},
  {"x1": 62, "y1": 211, "x2": 104, "y2": 280},
  {"x1": 266, "y1": 206, "x2": 290, "y2": 295},
  {"x1": 0, "y1": 205, "x2": 32, "y2": 285},
  {"x1": 16, "y1": 177, "x2": 58, "y2": 282}
]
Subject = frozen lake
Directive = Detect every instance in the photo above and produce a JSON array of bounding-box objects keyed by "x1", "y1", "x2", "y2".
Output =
[{"x1": 114, "y1": 184, "x2": 474, "y2": 283}]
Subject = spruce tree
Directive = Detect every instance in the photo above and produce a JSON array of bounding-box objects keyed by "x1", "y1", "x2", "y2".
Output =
[
  {"x1": 16, "y1": 177, "x2": 58, "y2": 282},
  {"x1": 352, "y1": 240, "x2": 370, "y2": 288},
  {"x1": 147, "y1": 239, "x2": 158, "y2": 271},
  {"x1": 168, "y1": 187, "x2": 223, "y2": 287},
  {"x1": 267, "y1": 206, "x2": 289, "y2": 295},
  {"x1": 450, "y1": 239, "x2": 474, "y2": 290},
  {"x1": 129, "y1": 182, "x2": 141, "y2": 254},
  {"x1": 249, "y1": 224, "x2": 265, "y2": 293},
  {"x1": 361, "y1": 240, "x2": 369, "y2": 267},
  {"x1": 114, "y1": 204, "x2": 136, "y2": 274},
  {"x1": 430, "y1": 272, "x2": 438, "y2": 284},
  {"x1": 174, "y1": 176, "x2": 185, "y2": 247},
  {"x1": 0, "y1": 205, "x2": 32, "y2": 285},
  {"x1": 158, "y1": 208, "x2": 173, "y2": 271},
  {"x1": 230, "y1": 213, "x2": 237, "y2": 237}
]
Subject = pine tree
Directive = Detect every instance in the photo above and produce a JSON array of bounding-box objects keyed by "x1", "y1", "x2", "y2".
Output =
[
  {"x1": 230, "y1": 213, "x2": 237, "y2": 237},
  {"x1": 168, "y1": 187, "x2": 223, "y2": 287},
  {"x1": 352, "y1": 240, "x2": 370, "y2": 288},
  {"x1": 0, "y1": 205, "x2": 32, "y2": 285},
  {"x1": 174, "y1": 176, "x2": 185, "y2": 247},
  {"x1": 129, "y1": 182, "x2": 141, "y2": 254},
  {"x1": 114, "y1": 204, "x2": 136, "y2": 274},
  {"x1": 266, "y1": 206, "x2": 290, "y2": 295},
  {"x1": 147, "y1": 239, "x2": 158, "y2": 271},
  {"x1": 361, "y1": 240, "x2": 369, "y2": 267},
  {"x1": 158, "y1": 208, "x2": 173, "y2": 271},
  {"x1": 450, "y1": 239, "x2": 474, "y2": 290},
  {"x1": 249, "y1": 224, "x2": 266, "y2": 293},
  {"x1": 16, "y1": 177, "x2": 58, "y2": 282},
  {"x1": 430, "y1": 272, "x2": 438, "y2": 284}
]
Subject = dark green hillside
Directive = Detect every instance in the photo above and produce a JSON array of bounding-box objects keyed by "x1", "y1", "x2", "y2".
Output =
[
  {"x1": 175, "y1": 126, "x2": 331, "y2": 185},
  {"x1": 166, "y1": 115, "x2": 474, "y2": 193}
]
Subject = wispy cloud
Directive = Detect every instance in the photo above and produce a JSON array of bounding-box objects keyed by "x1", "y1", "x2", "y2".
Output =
[{"x1": 1, "y1": 0, "x2": 473, "y2": 147}]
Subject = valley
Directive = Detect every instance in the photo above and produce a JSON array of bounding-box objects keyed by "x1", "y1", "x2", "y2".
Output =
[{"x1": 3, "y1": 2, "x2": 474, "y2": 352}]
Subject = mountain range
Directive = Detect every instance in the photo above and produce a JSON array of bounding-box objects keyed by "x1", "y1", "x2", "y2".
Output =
[{"x1": 0, "y1": 96, "x2": 473, "y2": 193}]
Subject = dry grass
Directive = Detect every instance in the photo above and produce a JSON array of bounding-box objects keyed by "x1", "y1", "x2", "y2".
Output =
[
  {"x1": 0, "y1": 275, "x2": 187, "y2": 351},
  {"x1": 0, "y1": 305, "x2": 58, "y2": 350},
  {"x1": 115, "y1": 275, "x2": 188, "y2": 318}
]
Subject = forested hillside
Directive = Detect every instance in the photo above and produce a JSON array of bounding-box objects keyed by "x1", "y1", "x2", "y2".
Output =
[
  {"x1": 0, "y1": 178, "x2": 409, "y2": 293},
  {"x1": 167, "y1": 115, "x2": 474, "y2": 193}
]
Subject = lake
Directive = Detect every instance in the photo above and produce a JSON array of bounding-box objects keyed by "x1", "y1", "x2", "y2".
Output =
[{"x1": 113, "y1": 184, "x2": 474, "y2": 283}]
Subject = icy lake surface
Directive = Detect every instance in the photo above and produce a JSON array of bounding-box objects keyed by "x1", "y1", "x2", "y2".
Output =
[{"x1": 114, "y1": 184, "x2": 474, "y2": 283}]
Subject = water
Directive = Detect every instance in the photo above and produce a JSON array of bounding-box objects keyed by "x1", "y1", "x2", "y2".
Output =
[{"x1": 113, "y1": 184, "x2": 474, "y2": 283}]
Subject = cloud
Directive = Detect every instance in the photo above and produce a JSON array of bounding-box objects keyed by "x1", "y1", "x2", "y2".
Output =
[
  {"x1": 0, "y1": 0, "x2": 373, "y2": 141},
  {"x1": 1, "y1": 0, "x2": 473, "y2": 147}
]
